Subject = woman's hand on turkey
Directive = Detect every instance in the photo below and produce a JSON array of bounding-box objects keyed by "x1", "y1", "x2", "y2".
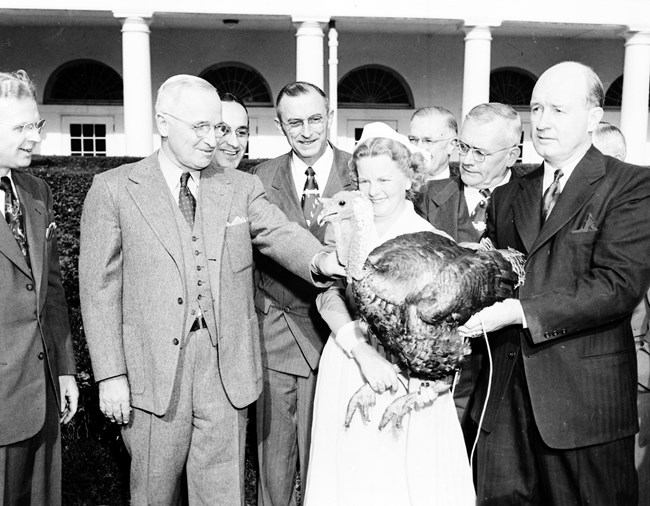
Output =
[
  {"x1": 352, "y1": 342, "x2": 399, "y2": 394},
  {"x1": 458, "y1": 298, "x2": 524, "y2": 337}
]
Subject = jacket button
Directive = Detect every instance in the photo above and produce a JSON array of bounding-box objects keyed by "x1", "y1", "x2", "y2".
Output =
[
  {"x1": 508, "y1": 351, "x2": 516, "y2": 359},
  {"x1": 197, "y1": 280, "x2": 203, "y2": 286},
  {"x1": 192, "y1": 236, "x2": 198, "y2": 242},
  {"x1": 552, "y1": 330, "x2": 558, "y2": 337},
  {"x1": 172, "y1": 338, "x2": 179, "y2": 346},
  {"x1": 561, "y1": 329, "x2": 567, "y2": 334},
  {"x1": 26, "y1": 283, "x2": 34, "y2": 291},
  {"x1": 284, "y1": 306, "x2": 291, "y2": 312},
  {"x1": 37, "y1": 352, "x2": 44, "y2": 360},
  {"x1": 177, "y1": 298, "x2": 183, "y2": 304}
]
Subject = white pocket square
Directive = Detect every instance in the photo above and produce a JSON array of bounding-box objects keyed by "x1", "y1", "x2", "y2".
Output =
[
  {"x1": 226, "y1": 216, "x2": 248, "y2": 227},
  {"x1": 45, "y1": 221, "x2": 58, "y2": 240}
]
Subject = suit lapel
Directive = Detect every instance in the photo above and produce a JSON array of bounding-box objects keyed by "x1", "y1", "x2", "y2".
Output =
[
  {"x1": 321, "y1": 147, "x2": 353, "y2": 197},
  {"x1": 126, "y1": 154, "x2": 183, "y2": 263},
  {"x1": 271, "y1": 153, "x2": 304, "y2": 223},
  {"x1": 530, "y1": 148, "x2": 604, "y2": 256},
  {"x1": 199, "y1": 164, "x2": 231, "y2": 267},
  {"x1": 512, "y1": 167, "x2": 543, "y2": 254},
  {"x1": 429, "y1": 177, "x2": 461, "y2": 208},
  {"x1": 15, "y1": 175, "x2": 45, "y2": 290},
  {"x1": 1, "y1": 171, "x2": 36, "y2": 280}
]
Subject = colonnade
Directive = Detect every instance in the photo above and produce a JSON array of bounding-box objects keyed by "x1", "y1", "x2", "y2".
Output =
[{"x1": 113, "y1": 11, "x2": 650, "y2": 165}]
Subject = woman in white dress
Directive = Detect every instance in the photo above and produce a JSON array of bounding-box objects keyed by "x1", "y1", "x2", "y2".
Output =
[{"x1": 304, "y1": 123, "x2": 476, "y2": 506}]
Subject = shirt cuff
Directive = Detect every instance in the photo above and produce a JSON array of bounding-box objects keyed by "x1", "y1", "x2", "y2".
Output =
[{"x1": 335, "y1": 320, "x2": 367, "y2": 356}]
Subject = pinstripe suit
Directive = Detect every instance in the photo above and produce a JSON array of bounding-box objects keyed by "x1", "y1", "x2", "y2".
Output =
[
  {"x1": 466, "y1": 147, "x2": 650, "y2": 505},
  {"x1": 253, "y1": 146, "x2": 352, "y2": 505}
]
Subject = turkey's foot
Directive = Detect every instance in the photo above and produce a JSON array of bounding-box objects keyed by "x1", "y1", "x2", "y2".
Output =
[
  {"x1": 344, "y1": 383, "x2": 377, "y2": 428},
  {"x1": 378, "y1": 392, "x2": 419, "y2": 430}
]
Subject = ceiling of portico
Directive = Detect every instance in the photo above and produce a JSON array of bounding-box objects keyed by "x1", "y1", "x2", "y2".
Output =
[{"x1": 0, "y1": 8, "x2": 630, "y2": 39}]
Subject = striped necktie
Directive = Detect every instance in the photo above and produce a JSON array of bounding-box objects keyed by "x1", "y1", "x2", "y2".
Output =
[
  {"x1": 542, "y1": 169, "x2": 563, "y2": 221},
  {"x1": 471, "y1": 188, "x2": 491, "y2": 234}
]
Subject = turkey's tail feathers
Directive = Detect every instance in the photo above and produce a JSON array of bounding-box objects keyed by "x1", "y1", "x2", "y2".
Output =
[{"x1": 477, "y1": 237, "x2": 526, "y2": 290}]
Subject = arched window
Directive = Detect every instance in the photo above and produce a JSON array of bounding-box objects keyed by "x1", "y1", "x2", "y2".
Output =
[
  {"x1": 605, "y1": 75, "x2": 624, "y2": 106},
  {"x1": 489, "y1": 68, "x2": 537, "y2": 106},
  {"x1": 44, "y1": 59, "x2": 123, "y2": 105},
  {"x1": 200, "y1": 63, "x2": 273, "y2": 106},
  {"x1": 605, "y1": 75, "x2": 650, "y2": 107},
  {"x1": 338, "y1": 65, "x2": 413, "y2": 109}
]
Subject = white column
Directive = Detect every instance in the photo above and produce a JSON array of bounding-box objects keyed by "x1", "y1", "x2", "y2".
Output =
[
  {"x1": 461, "y1": 25, "x2": 494, "y2": 121},
  {"x1": 293, "y1": 17, "x2": 328, "y2": 89},
  {"x1": 620, "y1": 30, "x2": 650, "y2": 165},
  {"x1": 328, "y1": 21, "x2": 339, "y2": 143},
  {"x1": 114, "y1": 12, "x2": 154, "y2": 156}
]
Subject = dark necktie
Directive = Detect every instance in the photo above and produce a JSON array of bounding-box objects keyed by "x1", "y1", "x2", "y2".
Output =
[
  {"x1": 302, "y1": 167, "x2": 320, "y2": 226},
  {"x1": 178, "y1": 172, "x2": 196, "y2": 228},
  {"x1": 471, "y1": 188, "x2": 491, "y2": 232},
  {"x1": 542, "y1": 169, "x2": 563, "y2": 221},
  {"x1": 0, "y1": 176, "x2": 30, "y2": 266}
]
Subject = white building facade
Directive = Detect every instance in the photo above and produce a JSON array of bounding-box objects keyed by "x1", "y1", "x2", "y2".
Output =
[{"x1": 1, "y1": 0, "x2": 649, "y2": 164}]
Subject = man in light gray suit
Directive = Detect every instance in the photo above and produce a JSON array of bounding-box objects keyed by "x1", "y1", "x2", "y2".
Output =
[
  {"x1": 79, "y1": 75, "x2": 343, "y2": 505},
  {"x1": 254, "y1": 81, "x2": 352, "y2": 505}
]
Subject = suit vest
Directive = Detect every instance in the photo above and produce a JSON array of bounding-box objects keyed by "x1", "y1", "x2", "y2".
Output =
[{"x1": 168, "y1": 189, "x2": 218, "y2": 345}]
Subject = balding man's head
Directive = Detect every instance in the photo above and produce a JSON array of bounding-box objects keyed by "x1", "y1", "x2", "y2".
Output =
[{"x1": 530, "y1": 62, "x2": 604, "y2": 167}]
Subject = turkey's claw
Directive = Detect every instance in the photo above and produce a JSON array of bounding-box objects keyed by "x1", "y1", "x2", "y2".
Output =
[
  {"x1": 378, "y1": 392, "x2": 419, "y2": 430},
  {"x1": 344, "y1": 383, "x2": 377, "y2": 428}
]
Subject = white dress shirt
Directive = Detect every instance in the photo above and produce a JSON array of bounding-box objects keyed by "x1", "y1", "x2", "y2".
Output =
[
  {"x1": 158, "y1": 149, "x2": 201, "y2": 202},
  {"x1": 291, "y1": 145, "x2": 334, "y2": 201}
]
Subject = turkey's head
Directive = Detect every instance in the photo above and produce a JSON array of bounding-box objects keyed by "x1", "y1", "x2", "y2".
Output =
[{"x1": 317, "y1": 190, "x2": 377, "y2": 282}]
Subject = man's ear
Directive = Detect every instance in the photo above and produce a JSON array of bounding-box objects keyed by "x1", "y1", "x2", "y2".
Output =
[
  {"x1": 506, "y1": 146, "x2": 521, "y2": 167},
  {"x1": 274, "y1": 117, "x2": 283, "y2": 134},
  {"x1": 156, "y1": 113, "x2": 169, "y2": 138},
  {"x1": 587, "y1": 107, "x2": 604, "y2": 133}
]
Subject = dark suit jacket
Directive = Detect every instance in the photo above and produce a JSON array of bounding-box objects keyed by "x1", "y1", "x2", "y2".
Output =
[
  {"x1": 253, "y1": 147, "x2": 353, "y2": 375},
  {"x1": 415, "y1": 176, "x2": 483, "y2": 243},
  {"x1": 0, "y1": 170, "x2": 75, "y2": 445},
  {"x1": 472, "y1": 146, "x2": 650, "y2": 449}
]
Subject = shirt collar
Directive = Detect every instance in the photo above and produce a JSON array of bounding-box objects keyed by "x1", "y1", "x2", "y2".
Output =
[
  {"x1": 158, "y1": 148, "x2": 201, "y2": 196},
  {"x1": 543, "y1": 148, "x2": 587, "y2": 193},
  {"x1": 291, "y1": 144, "x2": 334, "y2": 175}
]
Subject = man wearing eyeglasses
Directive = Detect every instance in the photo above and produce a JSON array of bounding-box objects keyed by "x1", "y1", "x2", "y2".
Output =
[
  {"x1": 0, "y1": 70, "x2": 78, "y2": 506},
  {"x1": 252, "y1": 81, "x2": 353, "y2": 506},
  {"x1": 416, "y1": 103, "x2": 522, "y2": 246},
  {"x1": 214, "y1": 93, "x2": 250, "y2": 170},
  {"x1": 408, "y1": 106, "x2": 458, "y2": 181},
  {"x1": 79, "y1": 75, "x2": 344, "y2": 505},
  {"x1": 415, "y1": 103, "x2": 522, "y2": 423}
]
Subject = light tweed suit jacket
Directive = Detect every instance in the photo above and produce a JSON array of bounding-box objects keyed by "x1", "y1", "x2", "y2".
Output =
[{"x1": 79, "y1": 153, "x2": 325, "y2": 414}]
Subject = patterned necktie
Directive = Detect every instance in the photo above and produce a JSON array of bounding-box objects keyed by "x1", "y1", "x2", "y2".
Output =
[
  {"x1": 178, "y1": 172, "x2": 196, "y2": 228},
  {"x1": 0, "y1": 176, "x2": 30, "y2": 266},
  {"x1": 302, "y1": 167, "x2": 320, "y2": 226},
  {"x1": 542, "y1": 169, "x2": 564, "y2": 221},
  {"x1": 471, "y1": 188, "x2": 491, "y2": 234}
]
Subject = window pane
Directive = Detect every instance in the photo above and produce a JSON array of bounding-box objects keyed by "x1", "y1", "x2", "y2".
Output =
[
  {"x1": 71, "y1": 138, "x2": 81, "y2": 151},
  {"x1": 83, "y1": 139, "x2": 94, "y2": 151},
  {"x1": 95, "y1": 124, "x2": 106, "y2": 136},
  {"x1": 70, "y1": 124, "x2": 81, "y2": 137},
  {"x1": 82, "y1": 124, "x2": 93, "y2": 137},
  {"x1": 96, "y1": 139, "x2": 106, "y2": 152}
]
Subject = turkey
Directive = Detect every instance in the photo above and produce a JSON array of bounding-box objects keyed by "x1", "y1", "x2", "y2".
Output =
[{"x1": 317, "y1": 190, "x2": 525, "y2": 430}]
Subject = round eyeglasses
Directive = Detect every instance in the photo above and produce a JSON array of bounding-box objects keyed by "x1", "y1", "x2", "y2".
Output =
[
  {"x1": 1, "y1": 119, "x2": 47, "y2": 136},
  {"x1": 453, "y1": 139, "x2": 516, "y2": 163},
  {"x1": 162, "y1": 112, "x2": 228, "y2": 138},
  {"x1": 279, "y1": 114, "x2": 326, "y2": 134},
  {"x1": 408, "y1": 135, "x2": 455, "y2": 147}
]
